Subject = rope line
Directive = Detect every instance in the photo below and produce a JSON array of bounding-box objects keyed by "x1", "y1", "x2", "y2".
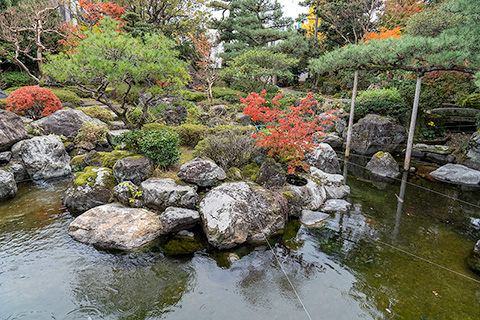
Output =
[
  {"x1": 250, "y1": 215, "x2": 313, "y2": 320},
  {"x1": 375, "y1": 239, "x2": 480, "y2": 285}
]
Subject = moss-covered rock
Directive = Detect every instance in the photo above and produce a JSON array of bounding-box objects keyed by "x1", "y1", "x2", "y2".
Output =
[
  {"x1": 69, "y1": 150, "x2": 137, "y2": 172},
  {"x1": 64, "y1": 167, "x2": 115, "y2": 214}
]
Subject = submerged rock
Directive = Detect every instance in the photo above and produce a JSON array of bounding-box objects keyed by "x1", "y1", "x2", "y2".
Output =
[
  {"x1": 412, "y1": 144, "x2": 455, "y2": 164},
  {"x1": 466, "y1": 240, "x2": 480, "y2": 273},
  {"x1": 430, "y1": 164, "x2": 480, "y2": 186},
  {"x1": 64, "y1": 167, "x2": 115, "y2": 214},
  {"x1": 0, "y1": 110, "x2": 28, "y2": 151},
  {"x1": 0, "y1": 168, "x2": 17, "y2": 202},
  {"x1": 141, "y1": 178, "x2": 198, "y2": 211},
  {"x1": 163, "y1": 237, "x2": 203, "y2": 256},
  {"x1": 366, "y1": 151, "x2": 400, "y2": 178},
  {"x1": 68, "y1": 203, "x2": 163, "y2": 250},
  {"x1": 199, "y1": 182, "x2": 288, "y2": 249},
  {"x1": 177, "y1": 158, "x2": 226, "y2": 187},
  {"x1": 11, "y1": 135, "x2": 71, "y2": 181}
]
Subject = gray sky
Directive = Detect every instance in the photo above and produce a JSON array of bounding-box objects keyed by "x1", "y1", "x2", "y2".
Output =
[{"x1": 279, "y1": 0, "x2": 308, "y2": 19}]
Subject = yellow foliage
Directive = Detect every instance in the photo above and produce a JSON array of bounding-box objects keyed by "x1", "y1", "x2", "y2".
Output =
[
  {"x1": 362, "y1": 27, "x2": 402, "y2": 42},
  {"x1": 301, "y1": 7, "x2": 326, "y2": 42}
]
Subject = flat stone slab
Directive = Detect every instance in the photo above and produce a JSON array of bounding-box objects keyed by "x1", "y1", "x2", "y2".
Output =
[
  {"x1": 430, "y1": 164, "x2": 480, "y2": 186},
  {"x1": 68, "y1": 203, "x2": 163, "y2": 250},
  {"x1": 300, "y1": 210, "x2": 330, "y2": 227},
  {"x1": 413, "y1": 144, "x2": 454, "y2": 155}
]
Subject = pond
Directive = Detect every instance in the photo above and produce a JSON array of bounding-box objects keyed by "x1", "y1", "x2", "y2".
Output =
[{"x1": 1, "y1": 156, "x2": 480, "y2": 319}]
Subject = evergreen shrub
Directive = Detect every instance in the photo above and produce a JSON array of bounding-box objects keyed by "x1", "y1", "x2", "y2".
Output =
[{"x1": 116, "y1": 128, "x2": 180, "y2": 167}]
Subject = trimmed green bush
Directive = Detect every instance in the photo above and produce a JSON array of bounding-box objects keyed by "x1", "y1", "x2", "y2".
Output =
[
  {"x1": 357, "y1": 88, "x2": 402, "y2": 102},
  {"x1": 180, "y1": 90, "x2": 207, "y2": 102},
  {"x1": 194, "y1": 131, "x2": 255, "y2": 170},
  {"x1": 350, "y1": 98, "x2": 410, "y2": 120},
  {"x1": 78, "y1": 106, "x2": 115, "y2": 122},
  {"x1": 116, "y1": 128, "x2": 180, "y2": 167},
  {"x1": 173, "y1": 124, "x2": 206, "y2": 148},
  {"x1": 204, "y1": 124, "x2": 254, "y2": 137},
  {"x1": 47, "y1": 88, "x2": 82, "y2": 106}
]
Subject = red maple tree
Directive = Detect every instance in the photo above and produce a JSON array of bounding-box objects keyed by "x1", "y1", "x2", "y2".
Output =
[{"x1": 241, "y1": 91, "x2": 337, "y2": 173}]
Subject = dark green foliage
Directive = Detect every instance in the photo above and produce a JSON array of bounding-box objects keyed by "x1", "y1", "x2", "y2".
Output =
[
  {"x1": 108, "y1": 84, "x2": 143, "y2": 104},
  {"x1": 0, "y1": 71, "x2": 36, "y2": 89},
  {"x1": 210, "y1": 0, "x2": 293, "y2": 62},
  {"x1": 116, "y1": 128, "x2": 180, "y2": 167},
  {"x1": 462, "y1": 93, "x2": 480, "y2": 109},
  {"x1": 397, "y1": 71, "x2": 477, "y2": 109},
  {"x1": 78, "y1": 106, "x2": 115, "y2": 122},
  {"x1": 350, "y1": 98, "x2": 410, "y2": 120}
]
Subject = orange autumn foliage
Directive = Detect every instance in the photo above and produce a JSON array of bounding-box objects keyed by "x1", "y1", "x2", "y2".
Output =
[
  {"x1": 362, "y1": 27, "x2": 402, "y2": 42},
  {"x1": 6, "y1": 86, "x2": 62, "y2": 120}
]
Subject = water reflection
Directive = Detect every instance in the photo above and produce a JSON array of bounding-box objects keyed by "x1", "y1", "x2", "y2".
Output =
[{"x1": 392, "y1": 171, "x2": 408, "y2": 243}]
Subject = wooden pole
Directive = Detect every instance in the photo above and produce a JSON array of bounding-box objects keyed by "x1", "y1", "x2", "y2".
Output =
[
  {"x1": 345, "y1": 70, "x2": 359, "y2": 158},
  {"x1": 403, "y1": 74, "x2": 422, "y2": 172}
]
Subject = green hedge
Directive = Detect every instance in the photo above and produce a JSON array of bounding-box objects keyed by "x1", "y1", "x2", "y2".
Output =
[{"x1": 180, "y1": 90, "x2": 207, "y2": 102}]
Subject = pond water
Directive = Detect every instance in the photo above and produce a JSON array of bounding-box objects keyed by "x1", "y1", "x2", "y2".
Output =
[{"x1": 1, "y1": 157, "x2": 480, "y2": 319}]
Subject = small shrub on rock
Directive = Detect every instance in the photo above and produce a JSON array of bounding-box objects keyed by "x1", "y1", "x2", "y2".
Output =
[
  {"x1": 75, "y1": 122, "x2": 109, "y2": 145},
  {"x1": 174, "y1": 124, "x2": 206, "y2": 148},
  {"x1": 194, "y1": 131, "x2": 255, "y2": 170},
  {"x1": 116, "y1": 128, "x2": 180, "y2": 168},
  {"x1": 6, "y1": 86, "x2": 62, "y2": 119}
]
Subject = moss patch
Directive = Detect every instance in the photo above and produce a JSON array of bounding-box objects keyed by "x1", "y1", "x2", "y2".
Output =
[
  {"x1": 74, "y1": 167, "x2": 115, "y2": 188},
  {"x1": 242, "y1": 162, "x2": 259, "y2": 181},
  {"x1": 163, "y1": 238, "x2": 203, "y2": 256}
]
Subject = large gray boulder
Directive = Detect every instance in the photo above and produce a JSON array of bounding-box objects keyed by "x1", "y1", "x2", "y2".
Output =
[
  {"x1": 11, "y1": 135, "x2": 71, "y2": 181},
  {"x1": 141, "y1": 178, "x2": 198, "y2": 211},
  {"x1": 365, "y1": 151, "x2": 400, "y2": 178},
  {"x1": 64, "y1": 167, "x2": 115, "y2": 214},
  {"x1": 177, "y1": 158, "x2": 226, "y2": 187},
  {"x1": 199, "y1": 182, "x2": 288, "y2": 249},
  {"x1": 310, "y1": 167, "x2": 350, "y2": 199},
  {"x1": 113, "y1": 156, "x2": 153, "y2": 185},
  {"x1": 0, "y1": 110, "x2": 28, "y2": 151},
  {"x1": 282, "y1": 177, "x2": 326, "y2": 216},
  {"x1": 31, "y1": 109, "x2": 107, "y2": 140},
  {"x1": 314, "y1": 133, "x2": 344, "y2": 149},
  {"x1": 0, "y1": 168, "x2": 17, "y2": 201},
  {"x1": 305, "y1": 143, "x2": 340, "y2": 174},
  {"x1": 346, "y1": 114, "x2": 406, "y2": 155},
  {"x1": 113, "y1": 181, "x2": 144, "y2": 208},
  {"x1": 68, "y1": 203, "x2": 163, "y2": 250},
  {"x1": 300, "y1": 210, "x2": 329, "y2": 227},
  {"x1": 160, "y1": 207, "x2": 200, "y2": 234},
  {"x1": 430, "y1": 164, "x2": 480, "y2": 186},
  {"x1": 0, "y1": 89, "x2": 8, "y2": 99},
  {"x1": 322, "y1": 199, "x2": 351, "y2": 213}
]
